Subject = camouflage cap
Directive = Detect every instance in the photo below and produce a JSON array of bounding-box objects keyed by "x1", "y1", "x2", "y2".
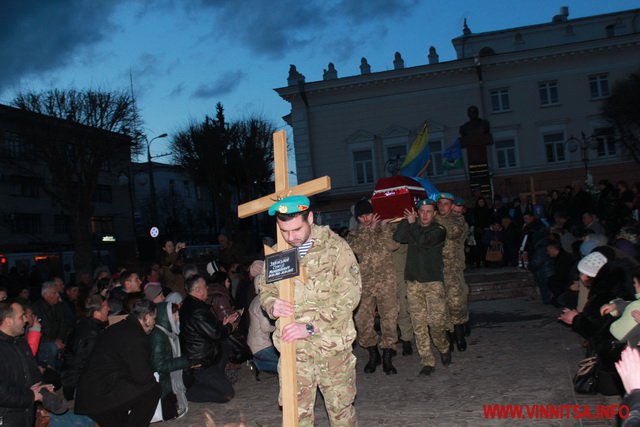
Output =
[
  {"x1": 416, "y1": 198, "x2": 436, "y2": 208},
  {"x1": 437, "y1": 192, "x2": 455, "y2": 201},
  {"x1": 268, "y1": 195, "x2": 311, "y2": 216}
]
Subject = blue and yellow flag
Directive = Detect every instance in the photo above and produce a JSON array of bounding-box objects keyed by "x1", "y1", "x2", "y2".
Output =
[
  {"x1": 442, "y1": 138, "x2": 464, "y2": 170},
  {"x1": 399, "y1": 123, "x2": 429, "y2": 177}
]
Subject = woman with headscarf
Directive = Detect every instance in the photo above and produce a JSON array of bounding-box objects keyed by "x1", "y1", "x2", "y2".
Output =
[{"x1": 150, "y1": 302, "x2": 190, "y2": 420}]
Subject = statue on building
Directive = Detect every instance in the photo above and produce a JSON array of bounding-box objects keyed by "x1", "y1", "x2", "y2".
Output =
[
  {"x1": 393, "y1": 52, "x2": 404, "y2": 70},
  {"x1": 287, "y1": 64, "x2": 305, "y2": 86},
  {"x1": 360, "y1": 57, "x2": 371, "y2": 74},
  {"x1": 459, "y1": 105, "x2": 493, "y2": 197},
  {"x1": 323, "y1": 62, "x2": 338, "y2": 80}
]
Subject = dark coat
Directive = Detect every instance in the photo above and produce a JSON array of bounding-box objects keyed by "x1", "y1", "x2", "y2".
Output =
[
  {"x1": 150, "y1": 302, "x2": 189, "y2": 398},
  {"x1": 179, "y1": 295, "x2": 231, "y2": 367},
  {"x1": 60, "y1": 316, "x2": 105, "y2": 399},
  {"x1": 32, "y1": 299, "x2": 66, "y2": 342},
  {"x1": 393, "y1": 219, "x2": 446, "y2": 282},
  {"x1": 74, "y1": 315, "x2": 159, "y2": 415},
  {"x1": 0, "y1": 331, "x2": 41, "y2": 427}
]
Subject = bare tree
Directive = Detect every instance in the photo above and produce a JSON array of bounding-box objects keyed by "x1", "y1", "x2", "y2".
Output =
[
  {"x1": 11, "y1": 88, "x2": 142, "y2": 277},
  {"x1": 602, "y1": 70, "x2": 640, "y2": 164},
  {"x1": 172, "y1": 103, "x2": 275, "y2": 232}
]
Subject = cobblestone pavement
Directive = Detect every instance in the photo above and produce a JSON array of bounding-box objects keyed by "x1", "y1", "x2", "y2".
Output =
[{"x1": 166, "y1": 297, "x2": 621, "y2": 427}]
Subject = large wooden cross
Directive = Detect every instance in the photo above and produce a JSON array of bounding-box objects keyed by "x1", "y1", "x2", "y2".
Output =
[
  {"x1": 519, "y1": 176, "x2": 547, "y2": 205},
  {"x1": 238, "y1": 130, "x2": 331, "y2": 427}
]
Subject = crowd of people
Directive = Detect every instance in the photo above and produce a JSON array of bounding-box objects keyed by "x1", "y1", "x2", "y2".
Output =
[
  {"x1": 0, "y1": 233, "x2": 276, "y2": 426},
  {"x1": 1, "y1": 178, "x2": 639, "y2": 426}
]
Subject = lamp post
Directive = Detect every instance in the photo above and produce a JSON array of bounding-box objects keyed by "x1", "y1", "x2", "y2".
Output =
[
  {"x1": 146, "y1": 133, "x2": 168, "y2": 229},
  {"x1": 566, "y1": 131, "x2": 598, "y2": 187}
]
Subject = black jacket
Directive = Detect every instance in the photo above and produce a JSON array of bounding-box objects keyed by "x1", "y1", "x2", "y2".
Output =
[
  {"x1": 75, "y1": 315, "x2": 158, "y2": 415},
  {"x1": 60, "y1": 317, "x2": 105, "y2": 399},
  {"x1": 179, "y1": 295, "x2": 231, "y2": 367},
  {"x1": 0, "y1": 331, "x2": 41, "y2": 427},
  {"x1": 32, "y1": 299, "x2": 66, "y2": 342}
]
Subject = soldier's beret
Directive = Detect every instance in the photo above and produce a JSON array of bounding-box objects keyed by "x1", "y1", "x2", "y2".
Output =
[
  {"x1": 437, "y1": 192, "x2": 455, "y2": 201},
  {"x1": 416, "y1": 198, "x2": 436, "y2": 208},
  {"x1": 453, "y1": 196, "x2": 465, "y2": 206},
  {"x1": 268, "y1": 195, "x2": 311, "y2": 216}
]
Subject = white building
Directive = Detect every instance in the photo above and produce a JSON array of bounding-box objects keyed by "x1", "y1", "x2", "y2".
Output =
[{"x1": 276, "y1": 7, "x2": 640, "y2": 228}]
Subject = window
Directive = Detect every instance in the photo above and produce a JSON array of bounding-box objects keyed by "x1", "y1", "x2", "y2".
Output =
[
  {"x1": 11, "y1": 213, "x2": 41, "y2": 234},
  {"x1": 92, "y1": 185, "x2": 112, "y2": 203},
  {"x1": 426, "y1": 140, "x2": 444, "y2": 177},
  {"x1": 594, "y1": 127, "x2": 616, "y2": 157},
  {"x1": 539, "y1": 81, "x2": 559, "y2": 106},
  {"x1": 54, "y1": 215, "x2": 72, "y2": 234},
  {"x1": 490, "y1": 88, "x2": 511, "y2": 112},
  {"x1": 9, "y1": 176, "x2": 40, "y2": 198},
  {"x1": 4, "y1": 132, "x2": 34, "y2": 158},
  {"x1": 353, "y1": 150, "x2": 374, "y2": 185},
  {"x1": 494, "y1": 138, "x2": 518, "y2": 169},
  {"x1": 543, "y1": 132, "x2": 566, "y2": 163},
  {"x1": 385, "y1": 145, "x2": 406, "y2": 175},
  {"x1": 183, "y1": 180, "x2": 191, "y2": 197},
  {"x1": 589, "y1": 74, "x2": 609, "y2": 99},
  {"x1": 90, "y1": 216, "x2": 114, "y2": 234}
]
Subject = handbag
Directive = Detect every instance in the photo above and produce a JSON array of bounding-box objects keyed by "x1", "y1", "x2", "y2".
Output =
[
  {"x1": 485, "y1": 242, "x2": 503, "y2": 263},
  {"x1": 573, "y1": 356, "x2": 598, "y2": 394}
]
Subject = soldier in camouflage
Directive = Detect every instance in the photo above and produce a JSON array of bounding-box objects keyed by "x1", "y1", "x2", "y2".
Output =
[
  {"x1": 453, "y1": 196, "x2": 472, "y2": 337},
  {"x1": 259, "y1": 195, "x2": 362, "y2": 426},
  {"x1": 393, "y1": 241, "x2": 414, "y2": 355},
  {"x1": 393, "y1": 199, "x2": 450, "y2": 375},
  {"x1": 347, "y1": 199, "x2": 400, "y2": 375},
  {"x1": 435, "y1": 193, "x2": 470, "y2": 352}
]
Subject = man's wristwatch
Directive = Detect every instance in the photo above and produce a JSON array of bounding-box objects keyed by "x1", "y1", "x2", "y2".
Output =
[{"x1": 305, "y1": 323, "x2": 315, "y2": 336}]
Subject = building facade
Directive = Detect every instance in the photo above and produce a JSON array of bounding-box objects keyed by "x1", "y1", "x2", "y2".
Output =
[
  {"x1": 276, "y1": 7, "x2": 640, "y2": 229},
  {"x1": 0, "y1": 104, "x2": 134, "y2": 275}
]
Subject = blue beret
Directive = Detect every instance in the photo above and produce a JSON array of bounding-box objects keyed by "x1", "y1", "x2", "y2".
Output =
[
  {"x1": 268, "y1": 195, "x2": 311, "y2": 216},
  {"x1": 416, "y1": 198, "x2": 436, "y2": 208},
  {"x1": 437, "y1": 192, "x2": 455, "y2": 201},
  {"x1": 453, "y1": 196, "x2": 465, "y2": 206}
]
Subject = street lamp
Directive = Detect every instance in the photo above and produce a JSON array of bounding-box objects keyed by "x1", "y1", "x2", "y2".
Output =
[
  {"x1": 565, "y1": 131, "x2": 598, "y2": 187},
  {"x1": 146, "y1": 133, "x2": 168, "y2": 228}
]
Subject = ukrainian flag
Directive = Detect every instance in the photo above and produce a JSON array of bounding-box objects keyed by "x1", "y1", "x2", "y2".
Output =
[{"x1": 399, "y1": 123, "x2": 429, "y2": 177}]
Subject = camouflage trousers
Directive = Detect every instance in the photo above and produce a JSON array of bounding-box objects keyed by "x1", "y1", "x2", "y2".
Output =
[
  {"x1": 406, "y1": 281, "x2": 450, "y2": 367},
  {"x1": 443, "y1": 267, "x2": 469, "y2": 327},
  {"x1": 281, "y1": 347, "x2": 358, "y2": 427},
  {"x1": 393, "y1": 248, "x2": 414, "y2": 341},
  {"x1": 355, "y1": 284, "x2": 398, "y2": 349}
]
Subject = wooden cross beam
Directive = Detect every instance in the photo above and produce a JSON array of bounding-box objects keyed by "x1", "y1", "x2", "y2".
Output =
[
  {"x1": 519, "y1": 176, "x2": 547, "y2": 205},
  {"x1": 237, "y1": 130, "x2": 331, "y2": 427}
]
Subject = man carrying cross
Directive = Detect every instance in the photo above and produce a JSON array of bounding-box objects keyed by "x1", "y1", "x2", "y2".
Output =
[{"x1": 259, "y1": 195, "x2": 362, "y2": 426}]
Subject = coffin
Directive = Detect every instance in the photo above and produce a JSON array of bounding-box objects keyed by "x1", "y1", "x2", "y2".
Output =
[{"x1": 371, "y1": 176, "x2": 427, "y2": 220}]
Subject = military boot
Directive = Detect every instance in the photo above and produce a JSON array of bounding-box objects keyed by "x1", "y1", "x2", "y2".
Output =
[
  {"x1": 382, "y1": 349, "x2": 397, "y2": 375},
  {"x1": 401, "y1": 340, "x2": 413, "y2": 356},
  {"x1": 440, "y1": 351, "x2": 452, "y2": 366},
  {"x1": 464, "y1": 321, "x2": 471, "y2": 337},
  {"x1": 454, "y1": 324, "x2": 467, "y2": 352},
  {"x1": 446, "y1": 330, "x2": 455, "y2": 352},
  {"x1": 364, "y1": 346, "x2": 381, "y2": 373}
]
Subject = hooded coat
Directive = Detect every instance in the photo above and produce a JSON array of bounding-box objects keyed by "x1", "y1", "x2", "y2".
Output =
[{"x1": 150, "y1": 302, "x2": 189, "y2": 414}]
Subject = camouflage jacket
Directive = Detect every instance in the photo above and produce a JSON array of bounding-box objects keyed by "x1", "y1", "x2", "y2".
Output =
[
  {"x1": 259, "y1": 224, "x2": 362, "y2": 354},
  {"x1": 346, "y1": 223, "x2": 399, "y2": 282},
  {"x1": 435, "y1": 213, "x2": 466, "y2": 263}
]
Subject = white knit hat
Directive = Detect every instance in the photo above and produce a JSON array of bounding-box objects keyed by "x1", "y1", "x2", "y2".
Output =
[{"x1": 577, "y1": 251, "x2": 608, "y2": 278}]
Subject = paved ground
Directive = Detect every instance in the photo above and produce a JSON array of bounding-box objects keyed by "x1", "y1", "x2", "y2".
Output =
[{"x1": 167, "y1": 296, "x2": 622, "y2": 427}]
